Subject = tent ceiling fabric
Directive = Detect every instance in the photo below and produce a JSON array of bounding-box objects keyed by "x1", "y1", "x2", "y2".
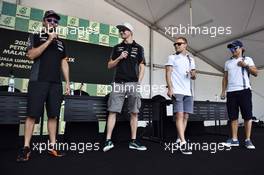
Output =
[{"x1": 105, "y1": 0, "x2": 264, "y2": 70}]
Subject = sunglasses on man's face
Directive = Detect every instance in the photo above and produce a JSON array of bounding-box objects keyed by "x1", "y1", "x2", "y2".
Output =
[
  {"x1": 46, "y1": 18, "x2": 59, "y2": 24},
  {"x1": 229, "y1": 46, "x2": 240, "y2": 53},
  {"x1": 119, "y1": 29, "x2": 130, "y2": 33},
  {"x1": 174, "y1": 42, "x2": 186, "y2": 46}
]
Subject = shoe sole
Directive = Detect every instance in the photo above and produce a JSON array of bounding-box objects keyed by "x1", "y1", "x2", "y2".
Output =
[
  {"x1": 221, "y1": 143, "x2": 239, "y2": 147},
  {"x1": 48, "y1": 150, "x2": 65, "y2": 157},
  {"x1": 245, "y1": 146, "x2": 255, "y2": 149},
  {"x1": 180, "y1": 151, "x2": 192, "y2": 155},
  {"x1": 48, "y1": 152, "x2": 65, "y2": 157},
  {"x1": 103, "y1": 145, "x2": 114, "y2": 152},
  {"x1": 129, "y1": 146, "x2": 147, "y2": 151}
]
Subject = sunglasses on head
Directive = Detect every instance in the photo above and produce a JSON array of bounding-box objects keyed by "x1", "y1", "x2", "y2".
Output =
[
  {"x1": 174, "y1": 42, "x2": 185, "y2": 46},
  {"x1": 46, "y1": 18, "x2": 58, "y2": 24}
]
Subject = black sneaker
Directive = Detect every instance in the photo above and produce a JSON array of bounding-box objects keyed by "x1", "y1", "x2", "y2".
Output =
[
  {"x1": 103, "y1": 140, "x2": 114, "y2": 152},
  {"x1": 48, "y1": 149, "x2": 66, "y2": 157},
  {"x1": 180, "y1": 142, "x2": 192, "y2": 155},
  {"x1": 16, "y1": 146, "x2": 31, "y2": 162},
  {"x1": 129, "y1": 140, "x2": 147, "y2": 151}
]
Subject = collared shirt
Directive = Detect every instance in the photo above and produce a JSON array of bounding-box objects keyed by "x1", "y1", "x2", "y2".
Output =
[
  {"x1": 165, "y1": 53, "x2": 195, "y2": 96},
  {"x1": 27, "y1": 32, "x2": 67, "y2": 83},
  {"x1": 110, "y1": 40, "x2": 146, "y2": 83},
  {"x1": 224, "y1": 56, "x2": 255, "y2": 92}
]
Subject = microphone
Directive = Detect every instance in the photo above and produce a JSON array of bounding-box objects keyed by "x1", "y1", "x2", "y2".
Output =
[
  {"x1": 123, "y1": 46, "x2": 131, "y2": 59},
  {"x1": 48, "y1": 28, "x2": 57, "y2": 42}
]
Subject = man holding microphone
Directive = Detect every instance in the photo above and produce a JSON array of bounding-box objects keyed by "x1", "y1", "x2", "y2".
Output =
[
  {"x1": 165, "y1": 37, "x2": 196, "y2": 155},
  {"x1": 17, "y1": 10, "x2": 70, "y2": 162},
  {"x1": 103, "y1": 22, "x2": 147, "y2": 152},
  {"x1": 221, "y1": 40, "x2": 258, "y2": 149}
]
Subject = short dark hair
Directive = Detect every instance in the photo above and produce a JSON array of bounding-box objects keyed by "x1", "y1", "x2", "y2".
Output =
[{"x1": 175, "y1": 36, "x2": 188, "y2": 44}]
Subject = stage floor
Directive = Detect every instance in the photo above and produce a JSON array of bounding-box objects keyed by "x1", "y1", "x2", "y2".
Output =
[{"x1": 0, "y1": 127, "x2": 263, "y2": 175}]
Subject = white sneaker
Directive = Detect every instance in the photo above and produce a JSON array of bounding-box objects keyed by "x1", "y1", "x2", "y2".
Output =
[
  {"x1": 103, "y1": 140, "x2": 114, "y2": 152},
  {"x1": 175, "y1": 138, "x2": 181, "y2": 144}
]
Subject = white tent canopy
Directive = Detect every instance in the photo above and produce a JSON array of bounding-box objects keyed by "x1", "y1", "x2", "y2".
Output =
[{"x1": 106, "y1": 0, "x2": 264, "y2": 72}]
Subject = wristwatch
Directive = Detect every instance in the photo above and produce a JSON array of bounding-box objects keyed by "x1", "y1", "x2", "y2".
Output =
[{"x1": 245, "y1": 65, "x2": 249, "y2": 70}]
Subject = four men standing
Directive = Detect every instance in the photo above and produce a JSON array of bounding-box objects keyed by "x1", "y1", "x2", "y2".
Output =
[{"x1": 16, "y1": 9, "x2": 259, "y2": 161}]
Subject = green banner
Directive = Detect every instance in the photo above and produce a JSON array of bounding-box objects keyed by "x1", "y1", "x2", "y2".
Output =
[
  {"x1": 0, "y1": 1, "x2": 121, "y2": 47},
  {"x1": 0, "y1": 1, "x2": 119, "y2": 97}
]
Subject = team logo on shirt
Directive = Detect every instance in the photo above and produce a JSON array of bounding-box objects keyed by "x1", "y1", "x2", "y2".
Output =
[
  {"x1": 116, "y1": 45, "x2": 140, "y2": 59},
  {"x1": 132, "y1": 47, "x2": 138, "y2": 52},
  {"x1": 56, "y1": 41, "x2": 64, "y2": 52},
  {"x1": 40, "y1": 37, "x2": 48, "y2": 42},
  {"x1": 117, "y1": 46, "x2": 125, "y2": 52},
  {"x1": 130, "y1": 47, "x2": 139, "y2": 58}
]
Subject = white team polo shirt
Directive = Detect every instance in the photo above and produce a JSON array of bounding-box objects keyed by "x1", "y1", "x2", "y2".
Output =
[
  {"x1": 224, "y1": 56, "x2": 255, "y2": 92},
  {"x1": 165, "y1": 53, "x2": 195, "y2": 96}
]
